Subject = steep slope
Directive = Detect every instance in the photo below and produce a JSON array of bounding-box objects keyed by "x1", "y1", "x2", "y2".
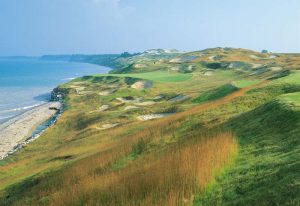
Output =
[{"x1": 197, "y1": 94, "x2": 300, "y2": 205}]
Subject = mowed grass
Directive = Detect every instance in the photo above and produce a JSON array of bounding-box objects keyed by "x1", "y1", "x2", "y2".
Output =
[
  {"x1": 192, "y1": 84, "x2": 238, "y2": 104},
  {"x1": 278, "y1": 71, "x2": 300, "y2": 84},
  {"x1": 232, "y1": 79, "x2": 260, "y2": 88},
  {"x1": 95, "y1": 71, "x2": 193, "y2": 82},
  {"x1": 278, "y1": 92, "x2": 300, "y2": 108}
]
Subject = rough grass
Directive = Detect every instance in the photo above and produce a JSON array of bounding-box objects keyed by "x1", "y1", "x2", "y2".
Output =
[
  {"x1": 0, "y1": 112, "x2": 237, "y2": 206},
  {"x1": 11, "y1": 132, "x2": 235, "y2": 206},
  {"x1": 196, "y1": 99, "x2": 300, "y2": 206},
  {"x1": 1, "y1": 68, "x2": 300, "y2": 206}
]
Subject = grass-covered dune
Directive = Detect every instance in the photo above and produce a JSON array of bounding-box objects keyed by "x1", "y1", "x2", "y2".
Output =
[{"x1": 1, "y1": 49, "x2": 300, "y2": 205}]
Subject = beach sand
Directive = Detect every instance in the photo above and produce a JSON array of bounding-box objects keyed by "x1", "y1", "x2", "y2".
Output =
[{"x1": 0, "y1": 102, "x2": 61, "y2": 159}]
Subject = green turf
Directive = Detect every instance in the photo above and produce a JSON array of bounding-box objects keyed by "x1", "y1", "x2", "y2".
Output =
[
  {"x1": 195, "y1": 85, "x2": 300, "y2": 206},
  {"x1": 278, "y1": 92, "x2": 300, "y2": 109},
  {"x1": 95, "y1": 71, "x2": 192, "y2": 82},
  {"x1": 233, "y1": 79, "x2": 260, "y2": 88},
  {"x1": 192, "y1": 84, "x2": 238, "y2": 103},
  {"x1": 278, "y1": 71, "x2": 300, "y2": 84}
]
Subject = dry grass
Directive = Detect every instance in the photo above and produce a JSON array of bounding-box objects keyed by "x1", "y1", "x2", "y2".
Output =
[{"x1": 20, "y1": 132, "x2": 236, "y2": 206}]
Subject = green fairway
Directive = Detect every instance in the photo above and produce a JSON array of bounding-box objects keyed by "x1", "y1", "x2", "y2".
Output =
[
  {"x1": 278, "y1": 92, "x2": 300, "y2": 108},
  {"x1": 95, "y1": 71, "x2": 192, "y2": 83},
  {"x1": 279, "y1": 71, "x2": 300, "y2": 84},
  {"x1": 192, "y1": 84, "x2": 238, "y2": 104},
  {"x1": 233, "y1": 79, "x2": 260, "y2": 88}
]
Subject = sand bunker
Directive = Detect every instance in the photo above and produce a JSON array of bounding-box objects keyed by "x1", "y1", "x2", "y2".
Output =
[
  {"x1": 187, "y1": 65, "x2": 194, "y2": 71},
  {"x1": 99, "y1": 105, "x2": 110, "y2": 112},
  {"x1": 270, "y1": 67, "x2": 283, "y2": 71},
  {"x1": 250, "y1": 55, "x2": 277, "y2": 60},
  {"x1": 169, "y1": 58, "x2": 181, "y2": 63},
  {"x1": 134, "y1": 101, "x2": 156, "y2": 106},
  {"x1": 134, "y1": 64, "x2": 147, "y2": 68},
  {"x1": 131, "y1": 81, "x2": 153, "y2": 90},
  {"x1": 100, "y1": 123, "x2": 120, "y2": 130},
  {"x1": 99, "y1": 89, "x2": 117, "y2": 96},
  {"x1": 249, "y1": 55, "x2": 260, "y2": 60},
  {"x1": 209, "y1": 55, "x2": 223, "y2": 61},
  {"x1": 251, "y1": 63, "x2": 263, "y2": 69},
  {"x1": 153, "y1": 95, "x2": 164, "y2": 100},
  {"x1": 116, "y1": 97, "x2": 143, "y2": 104},
  {"x1": 204, "y1": 71, "x2": 214, "y2": 76},
  {"x1": 249, "y1": 68, "x2": 268, "y2": 76},
  {"x1": 137, "y1": 113, "x2": 173, "y2": 121},
  {"x1": 124, "y1": 106, "x2": 140, "y2": 111},
  {"x1": 168, "y1": 95, "x2": 189, "y2": 103},
  {"x1": 170, "y1": 66, "x2": 180, "y2": 71}
]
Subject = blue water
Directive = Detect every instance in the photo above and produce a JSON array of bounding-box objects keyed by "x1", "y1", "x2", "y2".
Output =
[{"x1": 0, "y1": 58, "x2": 110, "y2": 123}]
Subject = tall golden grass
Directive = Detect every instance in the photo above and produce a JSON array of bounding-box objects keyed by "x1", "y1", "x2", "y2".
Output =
[{"x1": 26, "y1": 132, "x2": 237, "y2": 206}]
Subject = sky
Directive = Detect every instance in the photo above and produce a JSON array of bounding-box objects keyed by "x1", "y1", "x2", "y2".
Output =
[{"x1": 0, "y1": 0, "x2": 300, "y2": 55}]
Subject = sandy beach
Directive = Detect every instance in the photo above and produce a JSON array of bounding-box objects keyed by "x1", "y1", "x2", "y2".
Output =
[{"x1": 0, "y1": 102, "x2": 61, "y2": 159}]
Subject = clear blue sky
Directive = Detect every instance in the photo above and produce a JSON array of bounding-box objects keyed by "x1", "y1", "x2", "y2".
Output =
[{"x1": 0, "y1": 0, "x2": 299, "y2": 55}]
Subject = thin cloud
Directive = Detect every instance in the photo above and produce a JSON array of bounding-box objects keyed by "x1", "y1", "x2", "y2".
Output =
[{"x1": 83, "y1": 0, "x2": 135, "y2": 18}]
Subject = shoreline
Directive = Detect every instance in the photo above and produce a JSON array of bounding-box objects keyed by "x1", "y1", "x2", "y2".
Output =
[{"x1": 0, "y1": 101, "x2": 62, "y2": 160}]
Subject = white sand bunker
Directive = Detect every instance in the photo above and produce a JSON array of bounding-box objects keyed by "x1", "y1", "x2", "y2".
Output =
[
  {"x1": 269, "y1": 55, "x2": 277, "y2": 59},
  {"x1": 134, "y1": 101, "x2": 156, "y2": 106},
  {"x1": 209, "y1": 55, "x2": 217, "y2": 60},
  {"x1": 249, "y1": 55, "x2": 260, "y2": 60},
  {"x1": 169, "y1": 58, "x2": 181, "y2": 63},
  {"x1": 249, "y1": 55, "x2": 277, "y2": 60},
  {"x1": 270, "y1": 67, "x2": 283, "y2": 71},
  {"x1": 170, "y1": 66, "x2": 180, "y2": 71},
  {"x1": 131, "y1": 81, "x2": 153, "y2": 90},
  {"x1": 204, "y1": 71, "x2": 214, "y2": 76},
  {"x1": 137, "y1": 113, "x2": 173, "y2": 121},
  {"x1": 99, "y1": 89, "x2": 117, "y2": 96},
  {"x1": 168, "y1": 95, "x2": 189, "y2": 103},
  {"x1": 153, "y1": 95, "x2": 164, "y2": 100},
  {"x1": 99, "y1": 105, "x2": 110, "y2": 112},
  {"x1": 251, "y1": 63, "x2": 263, "y2": 69},
  {"x1": 124, "y1": 106, "x2": 140, "y2": 111},
  {"x1": 187, "y1": 65, "x2": 194, "y2": 71},
  {"x1": 100, "y1": 123, "x2": 120, "y2": 130},
  {"x1": 209, "y1": 55, "x2": 223, "y2": 61},
  {"x1": 134, "y1": 64, "x2": 147, "y2": 68},
  {"x1": 249, "y1": 68, "x2": 268, "y2": 76},
  {"x1": 116, "y1": 97, "x2": 143, "y2": 103}
]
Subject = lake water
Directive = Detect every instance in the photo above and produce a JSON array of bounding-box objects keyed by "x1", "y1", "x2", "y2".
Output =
[{"x1": 0, "y1": 58, "x2": 110, "y2": 123}]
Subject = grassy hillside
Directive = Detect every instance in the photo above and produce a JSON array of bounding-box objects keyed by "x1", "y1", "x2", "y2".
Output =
[{"x1": 1, "y1": 49, "x2": 300, "y2": 205}]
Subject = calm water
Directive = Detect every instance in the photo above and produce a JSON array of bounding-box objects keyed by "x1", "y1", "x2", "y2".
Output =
[{"x1": 0, "y1": 58, "x2": 110, "y2": 123}]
